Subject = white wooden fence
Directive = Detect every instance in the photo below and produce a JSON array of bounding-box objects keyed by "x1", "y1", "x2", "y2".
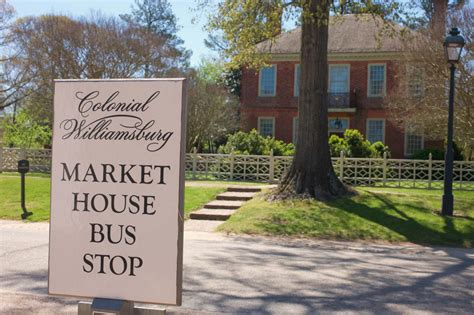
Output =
[{"x1": 1, "y1": 147, "x2": 474, "y2": 190}]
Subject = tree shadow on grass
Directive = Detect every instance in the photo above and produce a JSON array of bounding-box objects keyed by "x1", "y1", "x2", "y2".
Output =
[{"x1": 327, "y1": 191, "x2": 474, "y2": 247}]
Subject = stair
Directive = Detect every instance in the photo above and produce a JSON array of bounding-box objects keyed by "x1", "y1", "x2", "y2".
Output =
[
  {"x1": 216, "y1": 191, "x2": 256, "y2": 201},
  {"x1": 227, "y1": 186, "x2": 262, "y2": 193},
  {"x1": 189, "y1": 209, "x2": 236, "y2": 221},
  {"x1": 204, "y1": 200, "x2": 244, "y2": 210},
  {"x1": 189, "y1": 186, "x2": 262, "y2": 221}
]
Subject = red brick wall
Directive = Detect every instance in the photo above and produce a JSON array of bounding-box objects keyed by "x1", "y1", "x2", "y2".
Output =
[
  {"x1": 241, "y1": 61, "x2": 299, "y2": 109},
  {"x1": 240, "y1": 60, "x2": 441, "y2": 158},
  {"x1": 352, "y1": 108, "x2": 405, "y2": 158},
  {"x1": 241, "y1": 60, "x2": 397, "y2": 110},
  {"x1": 241, "y1": 108, "x2": 298, "y2": 142}
]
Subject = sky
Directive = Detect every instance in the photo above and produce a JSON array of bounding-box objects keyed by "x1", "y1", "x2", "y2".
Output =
[
  {"x1": 6, "y1": 0, "x2": 439, "y2": 67},
  {"x1": 8, "y1": 0, "x2": 214, "y2": 67}
]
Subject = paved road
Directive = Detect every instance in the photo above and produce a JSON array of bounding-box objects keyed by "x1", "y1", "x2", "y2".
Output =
[{"x1": 1, "y1": 220, "x2": 473, "y2": 315}]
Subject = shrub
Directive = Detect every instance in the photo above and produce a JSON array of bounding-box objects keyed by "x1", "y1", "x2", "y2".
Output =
[
  {"x1": 412, "y1": 144, "x2": 464, "y2": 161},
  {"x1": 218, "y1": 129, "x2": 295, "y2": 156},
  {"x1": 412, "y1": 148, "x2": 445, "y2": 160},
  {"x1": 265, "y1": 137, "x2": 296, "y2": 156},
  {"x1": 453, "y1": 142, "x2": 465, "y2": 161},
  {"x1": 370, "y1": 141, "x2": 390, "y2": 158},
  {"x1": 343, "y1": 129, "x2": 373, "y2": 157},
  {"x1": 220, "y1": 129, "x2": 388, "y2": 159},
  {"x1": 329, "y1": 130, "x2": 390, "y2": 158},
  {"x1": 329, "y1": 134, "x2": 348, "y2": 157},
  {"x1": 2, "y1": 110, "x2": 52, "y2": 148}
]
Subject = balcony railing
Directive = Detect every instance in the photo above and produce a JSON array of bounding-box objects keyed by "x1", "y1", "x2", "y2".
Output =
[{"x1": 328, "y1": 92, "x2": 350, "y2": 108}]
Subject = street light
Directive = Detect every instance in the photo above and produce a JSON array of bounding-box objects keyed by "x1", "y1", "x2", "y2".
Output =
[
  {"x1": 441, "y1": 28, "x2": 465, "y2": 216},
  {"x1": 444, "y1": 28, "x2": 465, "y2": 63}
]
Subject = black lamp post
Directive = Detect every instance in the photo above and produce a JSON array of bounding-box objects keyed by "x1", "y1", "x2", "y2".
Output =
[{"x1": 441, "y1": 28, "x2": 465, "y2": 216}]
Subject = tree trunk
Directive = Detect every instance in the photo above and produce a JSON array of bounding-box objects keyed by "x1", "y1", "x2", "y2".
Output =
[
  {"x1": 431, "y1": 0, "x2": 447, "y2": 40},
  {"x1": 278, "y1": 0, "x2": 348, "y2": 199}
]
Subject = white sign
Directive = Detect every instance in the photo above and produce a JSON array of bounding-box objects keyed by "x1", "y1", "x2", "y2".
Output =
[{"x1": 48, "y1": 79, "x2": 186, "y2": 305}]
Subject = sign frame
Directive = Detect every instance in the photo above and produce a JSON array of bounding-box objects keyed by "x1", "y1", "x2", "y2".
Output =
[{"x1": 48, "y1": 78, "x2": 186, "y2": 306}]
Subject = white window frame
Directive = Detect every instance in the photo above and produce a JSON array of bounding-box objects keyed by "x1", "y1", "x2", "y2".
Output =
[
  {"x1": 404, "y1": 124, "x2": 424, "y2": 157},
  {"x1": 328, "y1": 118, "x2": 350, "y2": 133},
  {"x1": 294, "y1": 64, "x2": 300, "y2": 97},
  {"x1": 292, "y1": 116, "x2": 299, "y2": 144},
  {"x1": 406, "y1": 64, "x2": 425, "y2": 98},
  {"x1": 367, "y1": 63, "x2": 387, "y2": 97},
  {"x1": 258, "y1": 65, "x2": 277, "y2": 97},
  {"x1": 258, "y1": 116, "x2": 275, "y2": 137},
  {"x1": 366, "y1": 118, "x2": 386, "y2": 144},
  {"x1": 328, "y1": 64, "x2": 351, "y2": 93}
]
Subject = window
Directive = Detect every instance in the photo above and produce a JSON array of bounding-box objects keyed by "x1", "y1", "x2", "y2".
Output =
[
  {"x1": 296, "y1": 64, "x2": 350, "y2": 97},
  {"x1": 329, "y1": 65, "x2": 350, "y2": 93},
  {"x1": 292, "y1": 117, "x2": 299, "y2": 143},
  {"x1": 259, "y1": 65, "x2": 276, "y2": 96},
  {"x1": 328, "y1": 118, "x2": 349, "y2": 133},
  {"x1": 408, "y1": 65, "x2": 424, "y2": 97},
  {"x1": 368, "y1": 64, "x2": 386, "y2": 97},
  {"x1": 404, "y1": 125, "x2": 424, "y2": 156},
  {"x1": 294, "y1": 64, "x2": 301, "y2": 97},
  {"x1": 366, "y1": 119, "x2": 385, "y2": 143},
  {"x1": 258, "y1": 117, "x2": 275, "y2": 137}
]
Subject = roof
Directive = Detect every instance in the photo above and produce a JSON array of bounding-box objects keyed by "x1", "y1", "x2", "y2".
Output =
[{"x1": 256, "y1": 14, "x2": 406, "y2": 54}]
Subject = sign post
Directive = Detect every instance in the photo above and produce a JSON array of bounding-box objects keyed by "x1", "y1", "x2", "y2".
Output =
[
  {"x1": 18, "y1": 159, "x2": 33, "y2": 220},
  {"x1": 48, "y1": 79, "x2": 186, "y2": 309}
]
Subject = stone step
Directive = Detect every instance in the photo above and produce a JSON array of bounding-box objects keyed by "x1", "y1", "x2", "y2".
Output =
[
  {"x1": 184, "y1": 219, "x2": 224, "y2": 232},
  {"x1": 204, "y1": 200, "x2": 244, "y2": 210},
  {"x1": 227, "y1": 186, "x2": 262, "y2": 193},
  {"x1": 189, "y1": 209, "x2": 236, "y2": 221},
  {"x1": 216, "y1": 191, "x2": 256, "y2": 201}
]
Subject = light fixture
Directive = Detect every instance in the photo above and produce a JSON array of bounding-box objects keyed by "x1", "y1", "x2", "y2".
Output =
[
  {"x1": 441, "y1": 27, "x2": 465, "y2": 216},
  {"x1": 444, "y1": 28, "x2": 465, "y2": 64}
]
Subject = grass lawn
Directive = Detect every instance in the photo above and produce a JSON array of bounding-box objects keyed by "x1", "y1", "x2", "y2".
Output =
[
  {"x1": 217, "y1": 187, "x2": 474, "y2": 248},
  {"x1": 0, "y1": 174, "x2": 225, "y2": 221},
  {"x1": 185, "y1": 179, "x2": 268, "y2": 186},
  {"x1": 183, "y1": 186, "x2": 225, "y2": 219}
]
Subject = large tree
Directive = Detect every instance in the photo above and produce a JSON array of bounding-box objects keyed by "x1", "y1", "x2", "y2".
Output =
[
  {"x1": 186, "y1": 60, "x2": 239, "y2": 152},
  {"x1": 0, "y1": 0, "x2": 14, "y2": 57},
  {"x1": 120, "y1": 0, "x2": 190, "y2": 77},
  {"x1": 0, "y1": 0, "x2": 27, "y2": 112},
  {"x1": 201, "y1": 0, "x2": 402, "y2": 199},
  {"x1": 385, "y1": 4, "x2": 473, "y2": 159},
  {"x1": 5, "y1": 14, "x2": 147, "y2": 121},
  {"x1": 403, "y1": 0, "x2": 465, "y2": 31},
  {"x1": 3, "y1": 6, "x2": 190, "y2": 122}
]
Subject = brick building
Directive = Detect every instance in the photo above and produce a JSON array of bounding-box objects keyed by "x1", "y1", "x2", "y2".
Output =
[{"x1": 240, "y1": 15, "x2": 436, "y2": 158}]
